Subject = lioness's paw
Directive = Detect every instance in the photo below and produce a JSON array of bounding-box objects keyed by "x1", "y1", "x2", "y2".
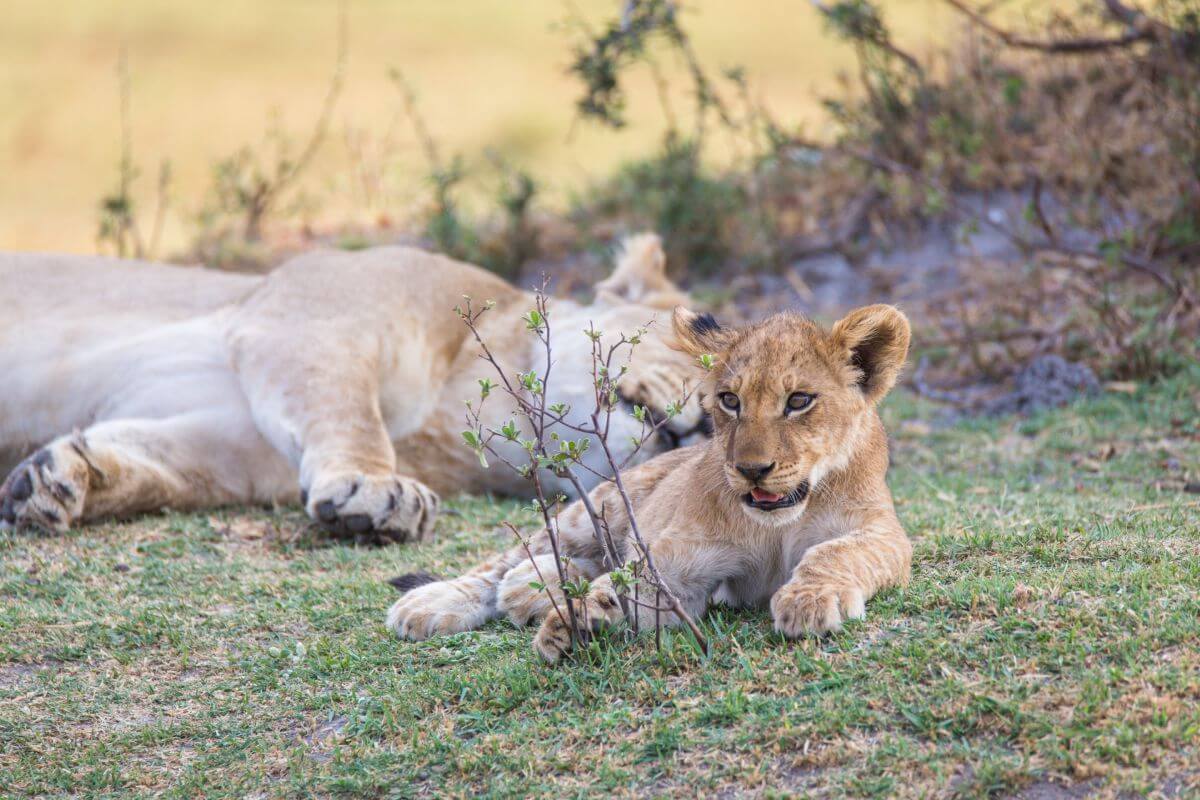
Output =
[
  {"x1": 0, "y1": 438, "x2": 91, "y2": 534},
  {"x1": 770, "y1": 580, "x2": 866, "y2": 638},
  {"x1": 386, "y1": 579, "x2": 490, "y2": 640},
  {"x1": 304, "y1": 472, "x2": 438, "y2": 545}
]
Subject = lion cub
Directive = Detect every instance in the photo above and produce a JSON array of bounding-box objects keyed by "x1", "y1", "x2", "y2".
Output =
[{"x1": 387, "y1": 304, "x2": 913, "y2": 662}]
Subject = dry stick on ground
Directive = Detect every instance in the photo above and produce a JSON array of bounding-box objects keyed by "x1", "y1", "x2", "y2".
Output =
[{"x1": 456, "y1": 287, "x2": 709, "y2": 657}]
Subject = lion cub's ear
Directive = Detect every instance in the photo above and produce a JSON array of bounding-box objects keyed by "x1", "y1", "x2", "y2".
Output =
[
  {"x1": 829, "y1": 304, "x2": 911, "y2": 403},
  {"x1": 671, "y1": 306, "x2": 734, "y2": 359}
]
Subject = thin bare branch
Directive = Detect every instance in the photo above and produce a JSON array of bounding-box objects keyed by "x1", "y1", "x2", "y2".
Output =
[{"x1": 943, "y1": 0, "x2": 1151, "y2": 52}]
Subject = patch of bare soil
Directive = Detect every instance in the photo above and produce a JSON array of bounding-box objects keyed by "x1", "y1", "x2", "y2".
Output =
[{"x1": 0, "y1": 662, "x2": 45, "y2": 691}]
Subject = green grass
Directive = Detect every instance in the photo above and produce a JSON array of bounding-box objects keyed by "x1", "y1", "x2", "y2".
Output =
[{"x1": 3, "y1": 370, "x2": 1199, "y2": 798}]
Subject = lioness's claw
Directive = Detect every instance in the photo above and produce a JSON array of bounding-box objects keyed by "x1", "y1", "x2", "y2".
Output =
[
  {"x1": 0, "y1": 440, "x2": 91, "y2": 534},
  {"x1": 304, "y1": 472, "x2": 438, "y2": 545}
]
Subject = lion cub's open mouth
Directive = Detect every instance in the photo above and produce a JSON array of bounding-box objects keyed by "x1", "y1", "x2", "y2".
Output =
[{"x1": 744, "y1": 482, "x2": 809, "y2": 512}]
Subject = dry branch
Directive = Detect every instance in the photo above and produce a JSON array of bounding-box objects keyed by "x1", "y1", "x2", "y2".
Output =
[
  {"x1": 943, "y1": 0, "x2": 1152, "y2": 52},
  {"x1": 457, "y1": 284, "x2": 709, "y2": 659}
]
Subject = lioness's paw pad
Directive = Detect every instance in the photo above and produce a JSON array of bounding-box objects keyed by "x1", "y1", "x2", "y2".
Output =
[
  {"x1": 386, "y1": 580, "x2": 486, "y2": 641},
  {"x1": 304, "y1": 473, "x2": 438, "y2": 545},
  {"x1": 770, "y1": 582, "x2": 866, "y2": 638},
  {"x1": 0, "y1": 440, "x2": 91, "y2": 534}
]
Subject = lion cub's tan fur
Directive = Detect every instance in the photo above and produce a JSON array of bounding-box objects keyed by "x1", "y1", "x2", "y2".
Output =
[{"x1": 387, "y1": 304, "x2": 913, "y2": 659}]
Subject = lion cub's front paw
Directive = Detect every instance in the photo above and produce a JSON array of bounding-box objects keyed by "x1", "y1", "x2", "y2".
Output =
[
  {"x1": 386, "y1": 579, "x2": 492, "y2": 640},
  {"x1": 770, "y1": 578, "x2": 866, "y2": 637},
  {"x1": 532, "y1": 586, "x2": 623, "y2": 664},
  {"x1": 304, "y1": 472, "x2": 439, "y2": 544},
  {"x1": 0, "y1": 438, "x2": 91, "y2": 534},
  {"x1": 533, "y1": 610, "x2": 578, "y2": 664}
]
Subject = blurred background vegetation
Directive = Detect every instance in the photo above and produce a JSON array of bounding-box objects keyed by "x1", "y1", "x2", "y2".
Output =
[{"x1": 2, "y1": 0, "x2": 964, "y2": 254}]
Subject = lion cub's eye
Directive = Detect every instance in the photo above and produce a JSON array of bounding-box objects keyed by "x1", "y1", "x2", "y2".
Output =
[
  {"x1": 718, "y1": 392, "x2": 740, "y2": 413},
  {"x1": 786, "y1": 392, "x2": 816, "y2": 415}
]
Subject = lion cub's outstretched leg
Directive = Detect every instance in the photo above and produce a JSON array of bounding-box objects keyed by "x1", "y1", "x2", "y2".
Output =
[
  {"x1": 0, "y1": 413, "x2": 293, "y2": 532},
  {"x1": 770, "y1": 515, "x2": 912, "y2": 637},
  {"x1": 387, "y1": 541, "x2": 602, "y2": 640},
  {"x1": 531, "y1": 537, "x2": 735, "y2": 663},
  {"x1": 386, "y1": 547, "x2": 527, "y2": 640}
]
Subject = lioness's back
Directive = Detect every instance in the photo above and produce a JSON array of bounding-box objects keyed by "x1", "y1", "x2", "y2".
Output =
[{"x1": 0, "y1": 252, "x2": 259, "y2": 328}]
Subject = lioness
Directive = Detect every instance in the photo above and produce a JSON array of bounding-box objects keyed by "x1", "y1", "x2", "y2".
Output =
[
  {"x1": 387, "y1": 303, "x2": 913, "y2": 659},
  {"x1": 0, "y1": 235, "x2": 703, "y2": 540}
]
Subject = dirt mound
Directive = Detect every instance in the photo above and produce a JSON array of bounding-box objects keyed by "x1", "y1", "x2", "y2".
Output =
[{"x1": 984, "y1": 355, "x2": 1101, "y2": 416}]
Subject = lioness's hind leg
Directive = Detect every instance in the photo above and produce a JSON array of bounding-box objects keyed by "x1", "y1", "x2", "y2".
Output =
[{"x1": 0, "y1": 412, "x2": 292, "y2": 533}]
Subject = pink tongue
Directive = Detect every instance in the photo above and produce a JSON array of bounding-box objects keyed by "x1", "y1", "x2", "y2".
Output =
[{"x1": 751, "y1": 487, "x2": 784, "y2": 503}]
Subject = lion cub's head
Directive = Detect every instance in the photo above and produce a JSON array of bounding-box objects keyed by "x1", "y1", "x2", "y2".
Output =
[{"x1": 672, "y1": 305, "x2": 910, "y2": 526}]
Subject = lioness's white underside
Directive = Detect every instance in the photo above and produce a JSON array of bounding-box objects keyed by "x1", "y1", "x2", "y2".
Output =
[{"x1": 0, "y1": 239, "x2": 700, "y2": 538}]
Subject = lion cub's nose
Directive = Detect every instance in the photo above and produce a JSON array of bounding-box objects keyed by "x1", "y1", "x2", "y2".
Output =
[{"x1": 735, "y1": 462, "x2": 776, "y2": 483}]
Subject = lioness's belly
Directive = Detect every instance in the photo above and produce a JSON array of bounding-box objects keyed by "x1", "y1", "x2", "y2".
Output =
[{"x1": 0, "y1": 252, "x2": 258, "y2": 452}]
